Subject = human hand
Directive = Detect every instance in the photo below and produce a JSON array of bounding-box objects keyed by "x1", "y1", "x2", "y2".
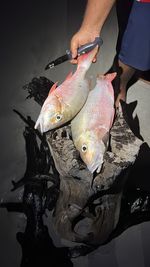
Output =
[{"x1": 70, "y1": 28, "x2": 100, "y2": 64}]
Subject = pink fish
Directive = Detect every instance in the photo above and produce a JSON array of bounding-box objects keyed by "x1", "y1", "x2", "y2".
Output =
[
  {"x1": 34, "y1": 47, "x2": 98, "y2": 133},
  {"x1": 71, "y1": 72, "x2": 116, "y2": 173}
]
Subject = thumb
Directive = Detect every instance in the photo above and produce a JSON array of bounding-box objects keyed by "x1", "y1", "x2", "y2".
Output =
[
  {"x1": 92, "y1": 46, "x2": 100, "y2": 63},
  {"x1": 92, "y1": 57, "x2": 97, "y2": 63}
]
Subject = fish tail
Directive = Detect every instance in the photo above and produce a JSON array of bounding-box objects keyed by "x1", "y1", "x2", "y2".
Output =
[{"x1": 77, "y1": 46, "x2": 98, "y2": 71}]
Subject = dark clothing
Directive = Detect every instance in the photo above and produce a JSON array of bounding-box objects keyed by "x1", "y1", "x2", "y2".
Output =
[{"x1": 118, "y1": 0, "x2": 150, "y2": 71}]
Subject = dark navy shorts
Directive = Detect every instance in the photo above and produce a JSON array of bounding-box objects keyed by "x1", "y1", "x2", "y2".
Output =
[{"x1": 119, "y1": 0, "x2": 150, "y2": 71}]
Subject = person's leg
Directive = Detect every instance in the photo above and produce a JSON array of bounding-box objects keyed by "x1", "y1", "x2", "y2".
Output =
[
  {"x1": 115, "y1": 1, "x2": 150, "y2": 107},
  {"x1": 115, "y1": 60, "x2": 136, "y2": 107},
  {"x1": 111, "y1": 0, "x2": 135, "y2": 106}
]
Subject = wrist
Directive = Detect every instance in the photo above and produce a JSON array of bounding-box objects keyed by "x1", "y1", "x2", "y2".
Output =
[
  {"x1": 80, "y1": 20, "x2": 102, "y2": 34},
  {"x1": 79, "y1": 26, "x2": 101, "y2": 39}
]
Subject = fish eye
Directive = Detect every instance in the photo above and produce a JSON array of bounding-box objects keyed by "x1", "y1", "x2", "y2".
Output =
[
  {"x1": 82, "y1": 144, "x2": 87, "y2": 152},
  {"x1": 56, "y1": 114, "x2": 62, "y2": 121}
]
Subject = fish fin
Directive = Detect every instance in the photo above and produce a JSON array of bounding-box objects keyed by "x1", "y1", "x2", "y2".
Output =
[
  {"x1": 94, "y1": 127, "x2": 108, "y2": 141},
  {"x1": 49, "y1": 82, "x2": 58, "y2": 95},
  {"x1": 65, "y1": 71, "x2": 73, "y2": 81},
  {"x1": 77, "y1": 46, "x2": 98, "y2": 70},
  {"x1": 105, "y1": 72, "x2": 117, "y2": 82},
  {"x1": 97, "y1": 72, "x2": 117, "y2": 82}
]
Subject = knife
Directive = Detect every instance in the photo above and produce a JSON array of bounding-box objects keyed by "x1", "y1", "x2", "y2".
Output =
[{"x1": 45, "y1": 36, "x2": 103, "y2": 70}]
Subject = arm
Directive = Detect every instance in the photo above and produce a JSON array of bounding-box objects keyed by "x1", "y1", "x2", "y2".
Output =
[{"x1": 70, "y1": 0, "x2": 116, "y2": 62}]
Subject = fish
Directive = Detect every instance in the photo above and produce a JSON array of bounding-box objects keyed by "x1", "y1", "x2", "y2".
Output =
[
  {"x1": 34, "y1": 47, "x2": 98, "y2": 133},
  {"x1": 71, "y1": 72, "x2": 117, "y2": 173}
]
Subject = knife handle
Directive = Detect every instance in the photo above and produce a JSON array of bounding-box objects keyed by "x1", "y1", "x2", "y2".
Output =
[{"x1": 66, "y1": 37, "x2": 103, "y2": 59}]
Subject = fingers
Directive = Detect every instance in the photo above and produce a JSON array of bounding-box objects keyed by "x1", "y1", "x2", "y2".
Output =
[
  {"x1": 92, "y1": 46, "x2": 100, "y2": 63},
  {"x1": 92, "y1": 57, "x2": 97, "y2": 63},
  {"x1": 70, "y1": 36, "x2": 79, "y2": 60},
  {"x1": 70, "y1": 31, "x2": 100, "y2": 65},
  {"x1": 70, "y1": 36, "x2": 79, "y2": 64},
  {"x1": 70, "y1": 58, "x2": 78, "y2": 64},
  {"x1": 70, "y1": 49, "x2": 99, "y2": 64}
]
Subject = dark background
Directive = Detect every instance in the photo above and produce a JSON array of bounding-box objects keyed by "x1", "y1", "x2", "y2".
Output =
[{"x1": 0, "y1": 1, "x2": 150, "y2": 266}]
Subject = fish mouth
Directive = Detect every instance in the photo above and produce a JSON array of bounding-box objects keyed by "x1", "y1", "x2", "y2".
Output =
[
  {"x1": 34, "y1": 115, "x2": 42, "y2": 131},
  {"x1": 87, "y1": 162, "x2": 102, "y2": 174},
  {"x1": 86, "y1": 155, "x2": 103, "y2": 174},
  {"x1": 34, "y1": 115, "x2": 51, "y2": 133}
]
